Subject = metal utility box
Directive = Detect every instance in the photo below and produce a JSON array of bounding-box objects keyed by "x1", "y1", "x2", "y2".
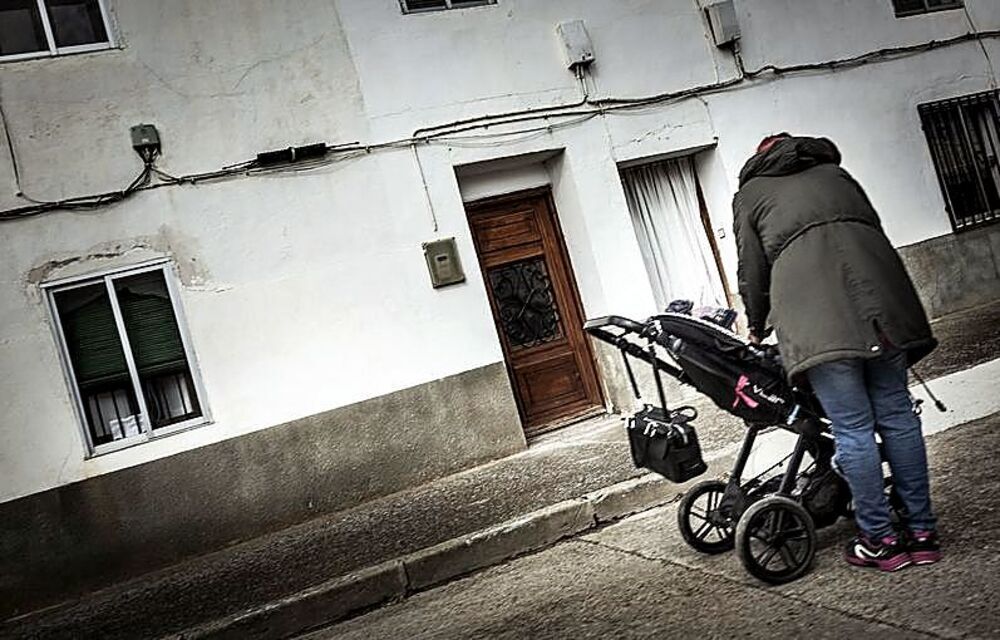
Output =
[
  {"x1": 423, "y1": 238, "x2": 466, "y2": 288},
  {"x1": 556, "y1": 20, "x2": 595, "y2": 70},
  {"x1": 130, "y1": 124, "x2": 161, "y2": 155},
  {"x1": 705, "y1": 1, "x2": 740, "y2": 47}
]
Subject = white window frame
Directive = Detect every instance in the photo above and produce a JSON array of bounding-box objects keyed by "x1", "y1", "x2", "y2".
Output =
[
  {"x1": 43, "y1": 258, "x2": 211, "y2": 457},
  {"x1": 400, "y1": 0, "x2": 496, "y2": 15},
  {"x1": 1, "y1": 0, "x2": 115, "y2": 63}
]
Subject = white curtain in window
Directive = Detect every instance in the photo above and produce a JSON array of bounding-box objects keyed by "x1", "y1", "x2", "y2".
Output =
[
  {"x1": 970, "y1": 103, "x2": 1000, "y2": 211},
  {"x1": 621, "y1": 157, "x2": 726, "y2": 310}
]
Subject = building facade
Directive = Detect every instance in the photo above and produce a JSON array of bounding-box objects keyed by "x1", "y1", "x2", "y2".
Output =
[{"x1": 1, "y1": 0, "x2": 998, "y2": 615}]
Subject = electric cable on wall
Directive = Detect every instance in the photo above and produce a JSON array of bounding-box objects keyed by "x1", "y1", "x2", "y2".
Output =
[
  {"x1": 962, "y1": 5, "x2": 997, "y2": 90},
  {"x1": 0, "y1": 85, "x2": 24, "y2": 195},
  {"x1": 1, "y1": 29, "x2": 998, "y2": 223}
]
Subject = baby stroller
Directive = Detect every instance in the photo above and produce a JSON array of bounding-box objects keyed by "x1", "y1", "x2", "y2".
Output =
[{"x1": 584, "y1": 305, "x2": 902, "y2": 584}]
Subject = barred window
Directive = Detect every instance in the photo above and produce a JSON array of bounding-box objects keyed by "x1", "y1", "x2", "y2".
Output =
[
  {"x1": 46, "y1": 262, "x2": 209, "y2": 455},
  {"x1": 400, "y1": 0, "x2": 495, "y2": 14},
  {"x1": 891, "y1": 0, "x2": 963, "y2": 17},
  {"x1": 919, "y1": 91, "x2": 1000, "y2": 231}
]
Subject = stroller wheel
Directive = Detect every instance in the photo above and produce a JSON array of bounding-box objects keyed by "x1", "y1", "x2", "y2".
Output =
[
  {"x1": 677, "y1": 480, "x2": 736, "y2": 554},
  {"x1": 736, "y1": 496, "x2": 816, "y2": 584}
]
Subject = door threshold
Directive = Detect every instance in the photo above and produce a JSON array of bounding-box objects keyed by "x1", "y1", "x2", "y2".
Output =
[{"x1": 524, "y1": 406, "x2": 609, "y2": 441}]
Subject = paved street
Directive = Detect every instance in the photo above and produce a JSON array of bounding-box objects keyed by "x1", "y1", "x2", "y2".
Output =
[{"x1": 305, "y1": 412, "x2": 1000, "y2": 640}]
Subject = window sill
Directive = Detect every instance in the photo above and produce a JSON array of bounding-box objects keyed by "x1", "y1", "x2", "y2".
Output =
[
  {"x1": 0, "y1": 42, "x2": 118, "y2": 64},
  {"x1": 84, "y1": 417, "x2": 214, "y2": 459},
  {"x1": 953, "y1": 214, "x2": 1000, "y2": 233}
]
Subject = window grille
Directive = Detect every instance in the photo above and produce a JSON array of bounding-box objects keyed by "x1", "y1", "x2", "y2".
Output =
[{"x1": 919, "y1": 91, "x2": 1000, "y2": 231}]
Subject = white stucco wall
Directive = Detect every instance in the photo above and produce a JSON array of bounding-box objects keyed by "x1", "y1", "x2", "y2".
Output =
[
  {"x1": 0, "y1": 150, "x2": 511, "y2": 501},
  {"x1": 1, "y1": 0, "x2": 997, "y2": 502},
  {"x1": 736, "y1": 0, "x2": 1000, "y2": 71},
  {"x1": 0, "y1": 0, "x2": 371, "y2": 209},
  {"x1": 0, "y1": 0, "x2": 510, "y2": 502},
  {"x1": 335, "y1": 0, "x2": 729, "y2": 141}
]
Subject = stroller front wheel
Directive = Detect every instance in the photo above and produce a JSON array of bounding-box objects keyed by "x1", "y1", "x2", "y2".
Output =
[
  {"x1": 677, "y1": 480, "x2": 736, "y2": 554},
  {"x1": 736, "y1": 496, "x2": 816, "y2": 584}
]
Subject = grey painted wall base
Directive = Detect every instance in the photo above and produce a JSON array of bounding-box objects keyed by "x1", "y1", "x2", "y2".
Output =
[
  {"x1": 899, "y1": 224, "x2": 1000, "y2": 319},
  {"x1": 0, "y1": 362, "x2": 524, "y2": 619}
]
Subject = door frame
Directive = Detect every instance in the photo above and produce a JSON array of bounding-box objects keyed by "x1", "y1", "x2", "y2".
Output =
[
  {"x1": 465, "y1": 186, "x2": 605, "y2": 437},
  {"x1": 694, "y1": 175, "x2": 734, "y2": 306}
]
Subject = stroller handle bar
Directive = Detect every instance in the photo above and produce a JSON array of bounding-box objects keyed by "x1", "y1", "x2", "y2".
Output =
[
  {"x1": 583, "y1": 315, "x2": 685, "y2": 381},
  {"x1": 587, "y1": 313, "x2": 784, "y2": 368}
]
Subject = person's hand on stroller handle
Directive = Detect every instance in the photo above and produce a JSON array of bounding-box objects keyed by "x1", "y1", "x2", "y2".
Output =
[{"x1": 748, "y1": 326, "x2": 772, "y2": 345}]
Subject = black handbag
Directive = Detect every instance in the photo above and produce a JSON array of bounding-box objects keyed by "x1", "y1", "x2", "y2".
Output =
[{"x1": 626, "y1": 405, "x2": 707, "y2": 483}]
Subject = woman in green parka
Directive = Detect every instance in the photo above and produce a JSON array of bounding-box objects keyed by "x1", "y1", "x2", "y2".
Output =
[{"x1": 733, "y1": 134, "x2": 941, "y2": 572}]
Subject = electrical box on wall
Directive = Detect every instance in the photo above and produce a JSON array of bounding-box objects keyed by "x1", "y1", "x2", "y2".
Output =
[
  {"x1": 423, "y1": 238, "x2": 466, "y2": 288},
  {"x1": 130, "y1": 124, "x2": 161, "y2": 156},
  {"x1": 705, "y1": 0, "x2": 740, "y2": 47},
  {"x1": 556, "y1": 20, "x2": 595, "y2": 70}
]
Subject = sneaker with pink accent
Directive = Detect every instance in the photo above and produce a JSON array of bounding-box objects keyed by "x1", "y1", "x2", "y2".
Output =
[
  {"x1": 907, "y1": 530, "x2": 942, "y2": 565},
  {"x1": 844, "y1": 533, "x2": 912, "y2": 572}
]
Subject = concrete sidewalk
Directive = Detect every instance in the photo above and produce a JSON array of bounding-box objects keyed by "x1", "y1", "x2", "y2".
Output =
[
  {"x1": 3, "y1": 302, "x2": 997, "y2": 640},
  {"x1": 913, "y1": 300, "x2": 1000, "y2": 380},
  {"x1": 312, "y1": 411, "x2": 1000, "y2": 640},
  {"x1": 1, "y1": 415, "x2": 700, "y2": 640}
]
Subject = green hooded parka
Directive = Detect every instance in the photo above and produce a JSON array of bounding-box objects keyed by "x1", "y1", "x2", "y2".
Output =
[{"x1": 732, "y1": 136, "x2": 936, "y2": 380}]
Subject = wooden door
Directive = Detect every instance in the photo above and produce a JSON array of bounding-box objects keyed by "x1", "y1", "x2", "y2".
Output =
[{"x1": 467, "y1": 189, "x2": 604, "y2": 436}]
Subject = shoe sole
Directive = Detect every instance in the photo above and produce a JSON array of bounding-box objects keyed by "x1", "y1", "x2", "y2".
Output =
[
  {"x1": 910, "y1": 550, "x2": 942, "y2": 565},
  {"x1": 846, "y1": 553, "x2": 913, "y2": 572}
]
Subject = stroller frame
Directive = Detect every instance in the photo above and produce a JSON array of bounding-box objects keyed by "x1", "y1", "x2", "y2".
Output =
[{"x1": 584, "y1": 313, "x2": 875, "y2": 584}]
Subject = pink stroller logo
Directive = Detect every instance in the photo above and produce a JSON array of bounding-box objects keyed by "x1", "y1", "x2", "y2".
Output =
[{"x1": 733, "y1": 375, "x2": 759, "y2": 409}]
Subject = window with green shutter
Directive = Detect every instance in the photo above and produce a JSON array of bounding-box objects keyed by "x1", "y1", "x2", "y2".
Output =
[
  {"x1": 54, "y1": 283, "x2": 138, "y2": 445},
  {"x1": 47, "y1": 263, "x2": 207, "y2": 454}
]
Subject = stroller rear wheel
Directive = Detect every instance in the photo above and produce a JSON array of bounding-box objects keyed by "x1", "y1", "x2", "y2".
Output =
[
  {"x1": 736, "y1": 496, "x2": 816, "y2": 584},
  {"x1": 677, "y1": 480, "x2": 736, "y2": 554}
]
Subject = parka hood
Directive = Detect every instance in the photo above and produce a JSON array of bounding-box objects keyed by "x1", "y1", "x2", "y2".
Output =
[{"x1": 738, "y1": 136, "x2": 842, "y2": 187}]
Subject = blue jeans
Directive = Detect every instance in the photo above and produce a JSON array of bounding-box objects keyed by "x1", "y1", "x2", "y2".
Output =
[{"x1": 807, "y1": 350, "x2": 936, "y2": 538}]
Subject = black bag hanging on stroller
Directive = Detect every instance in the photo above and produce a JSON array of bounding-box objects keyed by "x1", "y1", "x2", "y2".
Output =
[{"x1": 627, "y1": 405, "x2": 706, "y2": 483}]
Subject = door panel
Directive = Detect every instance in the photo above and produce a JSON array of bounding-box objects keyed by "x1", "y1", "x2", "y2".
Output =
[
  {"x1": 475, "y1": 209, "x2": 541, "y2": 253},
  {"x1": 467, "y1": 189, "x2": 603, "y2": 436},
  {"x1": 517, "y1": 352, "x2": 589, "y2": 410}
]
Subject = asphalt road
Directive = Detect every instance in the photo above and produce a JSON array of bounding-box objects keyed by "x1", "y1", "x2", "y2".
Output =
[{"x1": 305, "y1": 411, "x2": 1000, "y2": 640}]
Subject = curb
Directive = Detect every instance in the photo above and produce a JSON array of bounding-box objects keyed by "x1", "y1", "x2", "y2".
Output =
[
  {"x1": 176, "y1": 461, "x2": 732, "y2": 640},
  {"x1": 179, "y1": 561, "x2": 408, "y2": 640},
  {"x1": 404, "y1": 498, "x2": 595, "y2": 591},
  {"x1": 178, "y1": 455, "x2": 732, "y2": 640}
]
